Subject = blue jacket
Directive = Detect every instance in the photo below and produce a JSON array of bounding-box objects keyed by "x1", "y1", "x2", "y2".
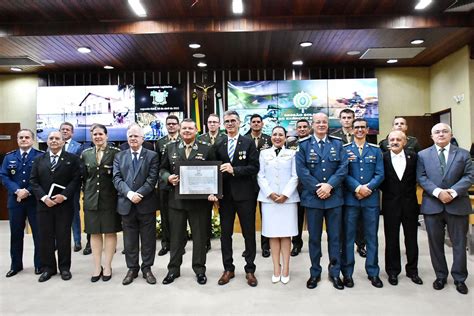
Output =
[
  {"x1": 296, "y1": 135, "x2": 348, "y2": 209},
  {"x1": 343, "y1": 142, "x2": 384, "y2": 207}
]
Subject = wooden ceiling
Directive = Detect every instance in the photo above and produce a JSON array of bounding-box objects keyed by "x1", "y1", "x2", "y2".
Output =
[{"x1": 0, "y1": 0, "x2": 472, "y2": 74}]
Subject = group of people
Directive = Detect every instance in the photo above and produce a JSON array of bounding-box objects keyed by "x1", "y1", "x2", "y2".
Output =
[{"x1": 0, "y1": 109, "x2": 472, "y2": 296}]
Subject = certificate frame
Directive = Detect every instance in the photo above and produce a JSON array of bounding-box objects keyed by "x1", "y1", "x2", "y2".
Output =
[{"x1": 175, "y1": 161, "x2": 223, "y2": 199}]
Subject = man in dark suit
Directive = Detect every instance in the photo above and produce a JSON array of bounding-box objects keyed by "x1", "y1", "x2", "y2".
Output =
[
  {"x1": 160, "y1": 118, "x2": 215, "y2": 285},
  {"x1": 155, "y1": 115, "x2": 181, "y2": 256},
  {"x1": 381, "y1": 131, "x2": 423, "y2": 286},
  {"x1": 379, "y1": 117, "x2": 421, "y2": 153},
  {"x1": 60, "y1": 122, "x2": 84, "y2": 253},
  {"x1": 0, "y1": 129, "x2": 43, "y2": 277},
  {"x1": 244, "y1": 113, "x2": 272, "y2": 258},
  {"x1": 113, "y1": 123, "x2": 159, "y2": 285},
  {"x1": 417, "y1": 123, "x2": 473, "y2": 295},
  {"x1": 214, "y1": 110, "x2": 260, "y2": 287},
  {"x1": 29, "y1": 131, "x2": 81, "y2": 282}
]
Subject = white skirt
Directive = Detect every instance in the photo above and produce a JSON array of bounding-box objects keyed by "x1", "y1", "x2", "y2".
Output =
[{"x1": 261, "y1": 202, "x2": 298, "y2": 238}]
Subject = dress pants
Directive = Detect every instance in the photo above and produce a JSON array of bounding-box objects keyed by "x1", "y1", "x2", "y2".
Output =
[
  {"x1": 37, "y1": 203, "x2": 74, "y2": 273},
  {"x1": 122, "y1": 206, "x2": 156, "y2": 272},
  {"x1": 9, "y1": 203, "x2": 41, "y2": 271},
  {"x1": 71, "y1": 190, "x2": 82, "y2": 245},
  {"x1": 291, "y1": 203, "x2": 305, "y2": 249},
  {"x1": 355, "y1": 216, "x2": 366, "y2": 249},
  {"x1": 384, "y1": 207, "x2": 419, "y2": 276},
  {"x1": 306, "y1": 206, "x2": 342, "y2": 278},
  {"x1": 159, "y1": 189, "x2": 171, "y2": 249},
  {"x1": 342, "y1": 206, "x2": 380, "y2": 277},
  {"x1": 220, "y1": 198, "x2": 256, "y2": 273},
  {"x1": 424, "y1": 211, "x2": 468, "y2": 282},
  {"x1": 168, "y1": 206, "x2": 209, "y2": 275}
]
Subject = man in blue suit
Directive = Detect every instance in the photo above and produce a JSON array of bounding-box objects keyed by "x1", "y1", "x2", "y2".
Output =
[
  {"x1": 417, "y1": 123, "x2": 473, "y2": 295},
  {"x1": 296, "y1": 112, "x2": 348, "y2": 290},
  {"x1": 0, "y1": 129, "x2": 43, "y2": 277},
  {"x1": 60, "y1": 122, "x2": 84, "y2": 253},
  {"x1": 341, "y1": 118, "x2": 384, "y2": 288}
]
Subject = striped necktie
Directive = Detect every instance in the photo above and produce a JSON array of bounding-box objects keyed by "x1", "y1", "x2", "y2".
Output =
[
  {"x1": 228, "y1": 138, "x2": 236, "y2": 161},
  {"x1": 51, "y1": 155, "x2": 58, "y2": 170}
]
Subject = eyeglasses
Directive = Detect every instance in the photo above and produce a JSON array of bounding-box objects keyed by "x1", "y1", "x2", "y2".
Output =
[
  {"x1": 224, "y1": 119, "x2": 238, "y2": 125},
  {"x1": 353, "y1": 126, "x2": 367, "y2": 129}
]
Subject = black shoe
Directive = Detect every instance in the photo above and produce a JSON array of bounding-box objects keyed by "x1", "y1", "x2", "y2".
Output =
[
  {"x1": 262, "y1": 249, "x2": 271, "y2": 258},
  {"x1": 242, "y1": 250, "x2": 248, "y2": 257},
  {"x1": 60, "y1": 270, "x2": 72, "y2": 281},
  {"x1": 454, "y1": 281, "x2": 468, "y2": 295},
  {"x1": 38, "y1": 271, "x2": 56, "y2": 282},
  {"x1": 388, "y1": 274, "x2": 398, "y2": 286},
  {"x1": 432, "y1": 278, "x2": 447, "y2": 290},
  {"x1": 6, "y1": 269, "x2": 21, "y2": 278},
  {"x1": 357, "y1": 246, "x2": 367, "y2": 258},
  {"x1": 196, "y1": 273, "x2": 207, "y2": 285},
  {"x1": 158, "y1": 247, "x2": 169, "y2": 256},
  {"x1": 290, "y1": 247, "x2": 301, "y2": 257},
  {"x1": 102, "y1": 268, "x2": 112, "y2": 282},
  {"x1": 122, "y1": 269, "x2": 138, "y2": 285},
  {"x1": 407, "y1": 274, "x2": 423, "y2": 285},
  {"x1": 83, "y1": 243, "x2": 91, "y2": 255},
  {"x1": 368, "y1": 276, "x2": 383, "y2": 288},
  {"x1": 306, "y1": 276, "x2": 321, "y2": 289},
  {"x1": 143, "y1": 270, "x2": 157, "y2": 284},
  {"x1": 329, "y1": 276, "x2": 344, "y2": 290},
  {"x1": 343, "y1": 276, "x2": 354, "y2": 288},
  {"x1": 73, "y1": 243, "x2": 82, "y2": 252},
  {"x1": 91, "y1": 267, "x2": 103, "y2": 282},
  {"x1": 34, "y1": 268, "x2": 42, "y2": 275},
  {"x1": 162, "y1": 272, "x2": 180, "y2": 285}
]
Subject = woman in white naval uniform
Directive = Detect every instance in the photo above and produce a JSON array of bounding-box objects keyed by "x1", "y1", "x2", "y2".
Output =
[{"x1": 257, "y1": 126, "x2": 299, "y2": 284}]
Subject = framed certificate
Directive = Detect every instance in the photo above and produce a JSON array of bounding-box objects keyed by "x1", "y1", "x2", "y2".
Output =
[{"x1": 175, "y1": 161, "x2": 223, "y2": 199}]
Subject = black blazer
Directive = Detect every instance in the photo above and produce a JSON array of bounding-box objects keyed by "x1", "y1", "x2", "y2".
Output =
[
  {"x1": 213, "y1": 135, "x2": 259, "y2": 201},
  {"x1": 380, "y1": 150, "x2": 419, "y2": 215},
  {"x1": 29, "y1": 151, "x2": 81, "y2": 211}
]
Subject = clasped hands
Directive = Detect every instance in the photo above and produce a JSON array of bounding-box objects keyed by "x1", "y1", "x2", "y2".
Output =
[
  {"x1": 355, "y1": 185, "x2": 372, "y2": 200},
  {"x1": 438, "y1": 189, "x2": 455, "y2": 204},
  {"x1": 15, "y1": 188, "x2": 30, "y2": 202},
  {"x1": 269, "y1": 192, "x2": 288, "y2": 203},
  {"x1": 315, "y1": 183, "x2": 333, "y2": 200},
  {"x1": 44, "y1": 194, "x2": 66, "y2": 207}
]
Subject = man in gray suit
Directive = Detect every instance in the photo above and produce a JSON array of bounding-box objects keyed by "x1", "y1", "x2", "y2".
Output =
[
  {"x1": 113, "y1": 124, "x2": 159, "y2": 286},
  {"x1": 417, "y1": 123, "x2": 473, "y2": 295}
]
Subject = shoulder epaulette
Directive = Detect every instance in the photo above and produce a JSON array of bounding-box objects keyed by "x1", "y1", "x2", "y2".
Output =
[
  {"x1": 33, "y1": 148, "x2": 45, "y2": 153},
  {"x1": 6, "y1": 150, "x2": 16, "y2": 155},
  {"x1": 343, "y1": 143, "x2": 352, "y2": 147},
  {"x1": 298, "y1": 135, "x2": 310, "y2": 142},
  {"x1": 82, "y1": 147, "x2": 94, "y2": 153},
  {"x1": 197, "y1": 140, "x2": 211, "y2": 147},
  {"x1": 110, "y1": 146, "x2": 121, "y2": 151},
  {"x1": 368, "y1": 143, "x2": 380, "y2": 148},
  {"x1": 328, "y1": 135, "x2": 342, "y2": 141}
]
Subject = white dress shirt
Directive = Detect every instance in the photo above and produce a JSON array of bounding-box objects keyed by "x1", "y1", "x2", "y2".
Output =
[{"x1": 390, "y1": 150, "x2": 406, "y2": 181}]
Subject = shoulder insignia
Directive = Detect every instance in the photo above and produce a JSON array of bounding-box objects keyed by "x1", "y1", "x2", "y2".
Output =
[
  {"x1": 343, "y1": 143, "x2": 352, "y2": 147},
  {"x1": 299, "y1": 136, "x2": 310, "y2": 143},
  {"x1": 328, "y1": 135, "x2": 342, "y2": 141},
  {"x1": 34, "y1": 149, "x2": 45, "y2": 153},
  {"x1": 82, "y1": 147, "x2": 94, "y2": 153},
  {"x1": 368, "y1": 143, "x2": 380, "y2": 148},
  {"x1": 6, "y1": 150, "x2": 16, "y2": 155}
]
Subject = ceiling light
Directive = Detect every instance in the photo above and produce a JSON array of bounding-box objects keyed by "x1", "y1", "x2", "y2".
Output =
[
  {"x1": 347, "y1": 51, "x2": 361, "y2": 56},
  {"x1": 387, "y1": 59, "x2": 398, "y2": 64},
  {"x1": 292, "y1": 60, "x2": 303, "y2": 66},
  {"x1": 415, "y1": 0, "x2": 432, "y2": 10},
  {"x1": 10, "y1": 67, "x2": 22, "y2": 72},
  {"x1": 197, "y1": 62, "x2": 207, "y2": 68},
  {"x1": 128, "y1": 0, "x2": 147, "y2": 17},
  {"x1": 189, "y1": 43, "x2": 201, "y2": 49},
  {"x1": 193, "y1": 53, "x2": 206, "y2": 58},
  {"x1": 104, "y1": 65, "x2": 114, "y2": 69},
  {"x1": 299, "y1": 41, "x2": 312, "y2": 48},
  {"x1": 410, "y1": 39, "x2": 424, "y2": 45},
  {"x1": 40, "y1": 59, "x2": 55, "y2": 64},
  {"x1": 77, "y1": 47, "x2": 92, "y2": 54},
  {"x1": 232, "y1": 0, "x2": 243, "y2": 14}
]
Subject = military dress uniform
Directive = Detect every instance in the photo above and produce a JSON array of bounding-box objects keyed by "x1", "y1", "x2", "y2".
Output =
[
  {"x1": 81, "y1": 145, "x2": 122, "y2": 234},
  {"x1": 199, "y1": 132, "x2": 225, "y2": 146},
  {"x1": 341, "y1": 142, "x2": 384, "y2": 279},
  {"x1": 295, "y1": 135, "x2": 348, "y2": 279},
  {"x1": 330, "y1": 128, "x2": 353, "y2": 145},
  {"x1": 159, "y1": 140, "x2": 214, "y2": 276},
  {"x1": 0, "y1": 148, "x2": 43, "y2": 273}
]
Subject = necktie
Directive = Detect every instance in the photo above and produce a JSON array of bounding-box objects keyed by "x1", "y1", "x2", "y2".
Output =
[
  {"x1": 185, "y1": 145, "x2": 192, "y2": 159},
  {"x1": 438, "y1": 147, "x2": 446, "y2": 174},
  {"x1": 21, "y1": 152, "x2": 27, "y2": 164},
  {"x1": 358, "y1": 146, "x2": 363, "y2": 155},
  {"x1": 254, "y1": 137, "x2": 259, "y2": 148},
  {"x1": 96, "y1": 149, "x2": 103, "y2": 164},
  {"x1": 319, "y1": 140, "x2": 325, "y2": 150},
  {"x1": 51, "y1": 155, "x2": 58, "y2": 170},
  {"x1": 228, "y1": 138, "x2": 235, "y2": 161},
  {"x1": 132, "y1": 152, "x2": 138, "y2": 171},
  {"x1": 210, "y1": 137, "x2": 215, "y2": 145},
  {"x1": 275, "y1": 148, "x2": 281, "y2": 156}
]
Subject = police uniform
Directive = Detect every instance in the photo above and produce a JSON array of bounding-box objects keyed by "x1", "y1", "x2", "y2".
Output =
[
  {"x1": 341, "y1": 142, "x2": 384, "y2": 279},
  {"x1": 379, "y1": 135, "x2": 421, "y2": 153},
  {"x1": 159, "y1": 140, "x2": 214, "y2": 276},
  {"x1": 295, "y1": 135, "x2": 348, "y2": 279},
  {"x1": 0, "y1": 148, "x2": 43, "y2": 273}
]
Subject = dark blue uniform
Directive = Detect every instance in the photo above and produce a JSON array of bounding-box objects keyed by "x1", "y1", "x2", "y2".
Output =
[
  {"x1": 0, "y1": 148, "x2": 43, "y2": 272},
  {"x1": 341, "y1": 142, "x2": 384, "y2": 278},
  {"x1": 296, "y1": 135, "x2": 348, "y2": 278}
]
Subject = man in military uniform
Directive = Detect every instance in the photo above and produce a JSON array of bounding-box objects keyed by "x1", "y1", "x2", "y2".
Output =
[
  {"x1": 296, "y1": 112, "x2": 348, "y2": 290},
  {"x1": 155, "y1": 115, "x2": 181, "y2": 256},
  {"x1": 379, "y1": 117, "x2": 421, "y2": 153},
  {"x1": 244, "y1": 113, "x2": 272, "y2": 258},
  {"x1": 160, "y1": 118, "x2": 215, "y2": 285},
  {"x1": 0, "y1": 129, "x2": 43, "y2": 277},
  {"x1": 286, "y1": 119, "x2": 310, "y2": 257},
  {"x1": 341, "y1": 118, "x2": 385, "y2": 288}
]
